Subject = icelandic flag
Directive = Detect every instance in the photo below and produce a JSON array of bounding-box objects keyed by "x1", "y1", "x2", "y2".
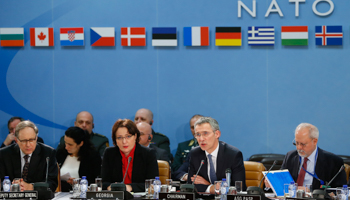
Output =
[
  {"x1": 60, "y1": 27, "x2": 84, "y2": 46},
  {"x1": 315, "y1": 26, "x2": 343, "y2": 46},
  {"x1": 91, "y1": 27, "x2": 115, "y2": 46},
  {"x1": 183, "y1": 27, "x2": 209, "y2": 46},
  {"x1": 248, "y1": 26, "x2": 274, "y2": 46}
]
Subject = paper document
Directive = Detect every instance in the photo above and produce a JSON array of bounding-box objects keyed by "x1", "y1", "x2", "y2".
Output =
[{"x1": 60, "y1": 172, "x2": 71, "y2": 181}]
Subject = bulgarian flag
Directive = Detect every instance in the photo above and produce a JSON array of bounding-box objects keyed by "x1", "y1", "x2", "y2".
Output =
[
  {"x1": 281, "y1": 26, "x2": 308, "y2": 46},
  {"x1": 0, "y1": 28, "x2": 24, "y2": 47}
]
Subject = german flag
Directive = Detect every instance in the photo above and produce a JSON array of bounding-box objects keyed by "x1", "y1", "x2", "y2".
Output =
[{"x1": 215, "y1": 27, "x2": 241, "y2": 46}]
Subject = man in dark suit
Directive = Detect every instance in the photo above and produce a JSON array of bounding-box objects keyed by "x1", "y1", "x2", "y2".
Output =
[
  {"x1": 136, "y1": 122, "x2": 169, "y2": 162},
  {"x1": 1, "y1": 116, "x2": 44, "y2": 148},
  {"x1": 0, "y1": 120, "x2": 58, "y2": 192},
  {"x1": 281, "y1": 123, "x2": 346, "y2": 189},
  {"x1": 188, "y1": 117, "x2": 246, "y2": 193}
]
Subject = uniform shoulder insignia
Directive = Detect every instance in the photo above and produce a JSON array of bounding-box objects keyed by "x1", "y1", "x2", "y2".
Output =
[
  {"x1": 188, "y1": 140, "x2": 194, "y2": 146},
  {"x1": 155, "y1": 132, "x2": 166, "y2": 137},
  {"x1": 95, "y1": 133, "x2": 107, "y2": 138}
]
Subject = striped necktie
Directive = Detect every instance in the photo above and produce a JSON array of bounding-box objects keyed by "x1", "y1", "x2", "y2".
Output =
[
  {"x1": 208, "y1": 154, "x2": 217, "y2": 183},
  {"x1": 22, "y1": 155, "x2": 30, "y2": 182}
]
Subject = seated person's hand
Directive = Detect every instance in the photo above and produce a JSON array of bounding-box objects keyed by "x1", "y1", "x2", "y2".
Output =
[
  {"x1": 190, "y1": 175, "x2": 210, "y2": 185},
  {"x1": 126, "y1": 185, "x2": 132, "y2": 192},
  {"x1": 20, "y1": 180, "x2": 34, "y2": 191},
  {"x1": 67, "y1": 178, "x2": 74, "y2": 185},
  {"x1": 264, "y1": 178, "x2": 271, "y2": 188}
]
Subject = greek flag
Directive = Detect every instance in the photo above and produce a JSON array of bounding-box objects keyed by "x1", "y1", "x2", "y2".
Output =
[{"x1": 248, "y1": 26, "x2": 275, "y2": 46}]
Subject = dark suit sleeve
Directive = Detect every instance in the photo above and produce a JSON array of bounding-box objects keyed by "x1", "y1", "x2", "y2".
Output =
[
  {"x1": 230, "y1": 150, "x2": 247, "y2": 190},
  {"x1": 101, "y1": 148, "x2": 115, "y2": 190},
  {"x1": 87, "y1": 151, "x2": 102, "y2": 184},
  {"x1": 47, "y1": 149, "x2": 58, "y2": 192},
  {"x1": 130, "y1": 148, "x2": 159, "y2": 192}
]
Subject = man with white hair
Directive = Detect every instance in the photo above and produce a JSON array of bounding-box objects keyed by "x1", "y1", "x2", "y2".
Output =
[{"x1": 281, "y1": 123, "x2": 346, "y2": 189}]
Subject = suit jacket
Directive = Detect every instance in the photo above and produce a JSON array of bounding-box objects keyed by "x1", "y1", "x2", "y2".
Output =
[
  {"x1": 150, "y1": 144, "x2": 170, "y2": 163},
  {"x1": 172, "y1": 138, "x2": 198, "y2": 172},
  {"x1": 101, "y1": 143, "x2": 159, "y2": 192},
  {"x1": 281, "y1": 147, "x2": 347, "y2": 189},
  {"x1": 0, "y1": 143, "x2": 58, "y2": 192},
  {"x1": 56, "y1": 148, "x2": 102, "y2": 192},
  {"x1": 188, "y1": 141, "x2": 246, "y2": 192}
]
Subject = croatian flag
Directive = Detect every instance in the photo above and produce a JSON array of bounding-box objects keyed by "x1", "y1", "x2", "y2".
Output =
[
  {"x1": 183, "y1": 26, "x2": 209, "y2": 46},
  {"x1": 90, "y1": 27, "x2": 115, "y2": 46},
  {"x1": 60, "y1": 27, "x2": 84, "y2": 46},
  {"x1": 315, "y1": 26, "x2": 343, "y2": 46}
]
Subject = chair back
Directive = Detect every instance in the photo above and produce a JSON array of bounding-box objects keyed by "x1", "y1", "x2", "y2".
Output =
[
  {"x1": 55, "y1": 162, "x2": 61, "y2": 192},
  {"x1": 157, "y1": 160, "x2": 170, "y2": 184},
  {"x1": 244, "y1": 161, "x2": 266, "y2": 189},
  {"x1": 344, "y1": 164, "x2": 350, "y2": 182}
]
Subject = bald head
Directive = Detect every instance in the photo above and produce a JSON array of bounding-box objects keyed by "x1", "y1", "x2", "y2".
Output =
[
  {"x1": 134, "y1": 108, "x2": 154, "y2": 125},
  {"x1": 74, "y1": 111, "x2": 94, "y2": 134},
  {"x1": 136, "y1": 122, "x2": 153, "y2": 147}
]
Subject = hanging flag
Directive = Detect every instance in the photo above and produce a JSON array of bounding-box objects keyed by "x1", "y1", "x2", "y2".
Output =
[
  {"x1": 152, "y1": 27, "x2": 177, "y2": 46},
  {"x1": 121, "y1": 27, "x2": 146, "y2": 46},
  {"x1": 0, "y1": 28, "x2": 24, "y2": 47},
  {"x1": 183, "y1": 26, "x2": 209, "y2": 46},
  {"x1": 90, "y1": 27, "x2": 115, "y2": 46},
  {"x1": 248, "y1": 26, "x2": 274, "y2": 46},
  {"x1": 30, "y1": 27, "x2": 54, "y2": 46},
  {"x1": 60, "y1": 27, "x2": 84, "y2": 46},
  {"x1": 315, "y1": 26, "x2": 343, "y2": 46},
  {"x1": 281, "y1": 26, "x2": 308, "y2": 46},
  {"x1": 215, "y1": 27, "x2": 241, "y2": 46}
]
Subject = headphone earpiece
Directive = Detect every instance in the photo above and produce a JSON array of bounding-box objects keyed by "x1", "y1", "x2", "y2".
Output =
[
  {"x1": 148, "y1": 135, "x2": 152, "y2": 141},
  {"x1": 149, "y1": 121, "x2": 153, "y2": 125}
]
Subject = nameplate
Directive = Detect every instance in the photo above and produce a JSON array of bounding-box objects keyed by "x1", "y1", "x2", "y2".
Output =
[
  {"x1": 159, "y1": 192, "x2": 195, "y2": 200},
  {"x1": 227, "y1": 194, "x2": 261, "y2": 200},
  {"x1": 86, "y1": 191, "x2": 124, "y2": 199},
  {"x1": 286, "y1": 198, "x2": 316, "y2": 200},
  {"x1": 0, "y1": 191, "x2": 38, "y2": 199}
]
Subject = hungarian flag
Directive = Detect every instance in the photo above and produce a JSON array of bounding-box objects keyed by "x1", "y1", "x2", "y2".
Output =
[
  {"x1": 121, "y1": 27, "x2": 146, "y2": 46},
  {"x1": 0, "y1": 28, "x2": 24, "y2": 47},
  {"x1": 90, "y1": 27, "x2": 115, "y2": 46},
  {"x1": 60, "y1": 27, "x2": 84, "y2": 46},
  {"x1": 315, "y1": 25, "x2": 343, "y2": 46},
  {"x1": 152, "y1": 27, "x2": 177, "y2": 46},
  {"x1": 30, "y1": 27, "x2": 54, "y2": 46},
  {"x1": 281, "y1": 26, "x2": 308, "y2": 46},
  {"x1": 215, "y1": 27, "x2": 241, "y2": 46},
  {"x1": 183, "y1": 26, "x2": 209, "y2": 46}
]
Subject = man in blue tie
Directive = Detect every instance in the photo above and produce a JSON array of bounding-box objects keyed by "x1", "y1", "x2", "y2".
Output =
[{"x1": 187, "y1": 117, "x2": 246, "y2": 193}]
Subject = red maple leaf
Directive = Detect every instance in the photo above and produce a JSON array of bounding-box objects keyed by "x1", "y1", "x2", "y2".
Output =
[{"x1": 37, "y1": 32, "x2": 46, "y2": 41}]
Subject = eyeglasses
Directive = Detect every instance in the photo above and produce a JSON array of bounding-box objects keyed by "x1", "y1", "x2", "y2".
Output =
[
  {"x1": 116, "y1": 135, "x2": 134, "y2": 141},
  {"x1": 292, "y1": 138, "x2": 313, "y2": 148},
  {"x1": 17, "y1": 137, "x2": 37, "y2": 144},
  {"x1": 194, "y1": 131, "x2": 213, "y2": 138}
]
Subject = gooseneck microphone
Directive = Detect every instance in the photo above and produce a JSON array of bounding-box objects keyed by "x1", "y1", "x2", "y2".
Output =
[
  {"x1": 34, "y1": 157, "x2": 54, "y2": 200},
  {"x1": 313, "y1": 165, "x2": 345, "y2": 200},
  {"x1": 45, "y1": 157, "x2": 49, "y2": 183},
  {"x1": 180, "y1": 159, "x2": 205, "y2": 193},
  {"x1": 225, "y1": 168, "x2": 231, "y2": 186},
  {"x1": 192, "y1": 160, "x2": 205, "y2": 185},
  {"x1": 122, "y1": 157, "x2": 132, "y2": 183},
  {"x1": 246, "y1": 160, "x2": 277, "y2": 199}
]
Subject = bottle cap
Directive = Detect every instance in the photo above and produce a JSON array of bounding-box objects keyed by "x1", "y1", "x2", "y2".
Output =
[
  {"x1": 82, "y1": 176, "x2": 86, "y2": 179},
  {"x1": 291, "y1": 181, "x2": 295, "y2": 184},
  {"x1": 155, "y1": 177, "x2": 159, "y2": 180},
  {"x1": 343, "y1": 185, "x2": 348, "y2": 188},
  {"x1": 222, "y1": 178, "x2": 226, "y2": 181},
  {"x1": 4, "y1": 176, "x2": 9, "y2": 179}
]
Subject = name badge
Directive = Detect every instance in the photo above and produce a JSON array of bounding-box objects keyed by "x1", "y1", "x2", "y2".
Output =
[
  {"x1": 159, "y1": 192, "x2": 195, "y2": 200},
  {"x1": 227, "y1": 194, "x2": 261, "y2": 200},
  {"x1": 0, "y1": 191, "x2": 38, "y2": 199}
]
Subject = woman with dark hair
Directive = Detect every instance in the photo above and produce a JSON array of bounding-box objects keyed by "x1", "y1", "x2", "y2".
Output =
[
  {"x1": 101, "y1": 119, "x2": 159, "y2": 192},
  {"x1": 56, "y1": 126, "x2": 101, "y2": 192}
]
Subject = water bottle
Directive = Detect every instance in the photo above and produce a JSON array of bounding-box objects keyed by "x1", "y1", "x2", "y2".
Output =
[
  {"x1": 341, "y1": 185, "x2": 349, "y2": 200},
  {"x1": 220, "y1": 178, "x2": 229, "y2": 200},
  {"x1": 3, "y1": 176, "x2": 11, "y2": 192},
  {"x1": 288, "y1": 181, "x2": 296, "y2": 198},
  {"x1": 153, "y1": 177, "x2": 161, "y2": 199},
  {"x1": 80, "y1": 176, "x2": 88, "y2": 198}
]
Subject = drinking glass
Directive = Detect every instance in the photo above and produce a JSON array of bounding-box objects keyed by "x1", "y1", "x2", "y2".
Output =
[
  {"x1": 95, "y1": 178, "x2": 102, "y2": 191},
  {"x1": 235, "y1": 181, "x2": 242, "y2": 193},
  {"x1": 166, "y1": 179, "x2": 173, "y2": 192},
  {"x1": 336, "y1": 187, "x2": 343, "y2": 200},
  {"x1": 305, "y1": 184, "x2": 312, "y2": 197},
  {"x1": 284, "y1": 183, "x2": 290, "y2": 198},
  {"x1": 145, "y1": 179, "x2": 154, "y2": 198},
  {"x1": 214, "y1": 181, "x2": 222, "y2": 200},
  {"x1": 72, "y1": 178, "x2": 81, "y2": 198}
]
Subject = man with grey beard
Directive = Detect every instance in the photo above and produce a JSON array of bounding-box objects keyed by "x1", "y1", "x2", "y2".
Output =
[{"x1": 280, "y1": 123, "x2": 346, "y2": 189}]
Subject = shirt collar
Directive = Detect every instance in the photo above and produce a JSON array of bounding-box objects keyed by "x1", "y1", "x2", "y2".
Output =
[
  {"x1": 20, "y1": 150, "x2": 33, "y2": 158},
  {"x1": 205, "y1": 142, "x2": 219, "y2": 158},
  {"x1": 306, "y1": 145, "x2": 318, "y2": 163}
]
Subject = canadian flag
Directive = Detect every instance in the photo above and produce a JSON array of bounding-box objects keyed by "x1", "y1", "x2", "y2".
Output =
[{"x1": 30, "y1": 27, "x2": 54, "y2": 46}]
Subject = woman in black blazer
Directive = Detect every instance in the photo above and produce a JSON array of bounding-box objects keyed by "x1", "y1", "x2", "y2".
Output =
[
  {"x1": 56, "y1": 126, "x2": 101, "y2": 192},
  {"x1": 101, "y1": 119, "x2": 159, "y2": 192}
]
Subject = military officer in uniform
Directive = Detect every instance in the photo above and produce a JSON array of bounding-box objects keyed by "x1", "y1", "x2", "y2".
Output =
[
  {"x1": 171, "y1": 114, "x2": 203, "y2": 172},
  {"x1": 134, "y1": 108, "x2": 172, "y2": 160},
  {"x1": 57, "y1": 111, "x2": 109, "y2": 157}
]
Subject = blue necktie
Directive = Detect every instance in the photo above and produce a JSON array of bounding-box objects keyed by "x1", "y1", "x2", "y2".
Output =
[{"x1": 208, "y1": 154, "x2": 217, "y2": 183}]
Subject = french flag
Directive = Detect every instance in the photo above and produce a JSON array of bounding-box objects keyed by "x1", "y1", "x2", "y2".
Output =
[
  {"x1": 183, "y1": 26, "x2": 209, "y2": 46},
  {"x1": 90, "y1": 27, "x2": 115, "y2": 46},
  {"x1": 60, "y1": 27, "x2": 84, "y2": 46}
]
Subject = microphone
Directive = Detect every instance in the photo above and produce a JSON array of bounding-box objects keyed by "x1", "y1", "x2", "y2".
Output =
[
  {"x1": 313, "y1": 165, "x2": 345, "y2": 200},
  {"x1": 180, "y1": 159, "x2": 205, "y2": 193},
  {"x1": 34, "y1": 157, "x2": 54, "y2": 200},
  {"x1": 122, "y1": 157, "x2": 132, "y2": 183},
  {"x1": 111, "y1": 156, "x2": 133, "y2": 200},
  {"x1": 247, "y1": 160, "x2": 277, "y2": 199},
  {"x1": 225, "y1": 168, "x2": 232, "y2": 186}
]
